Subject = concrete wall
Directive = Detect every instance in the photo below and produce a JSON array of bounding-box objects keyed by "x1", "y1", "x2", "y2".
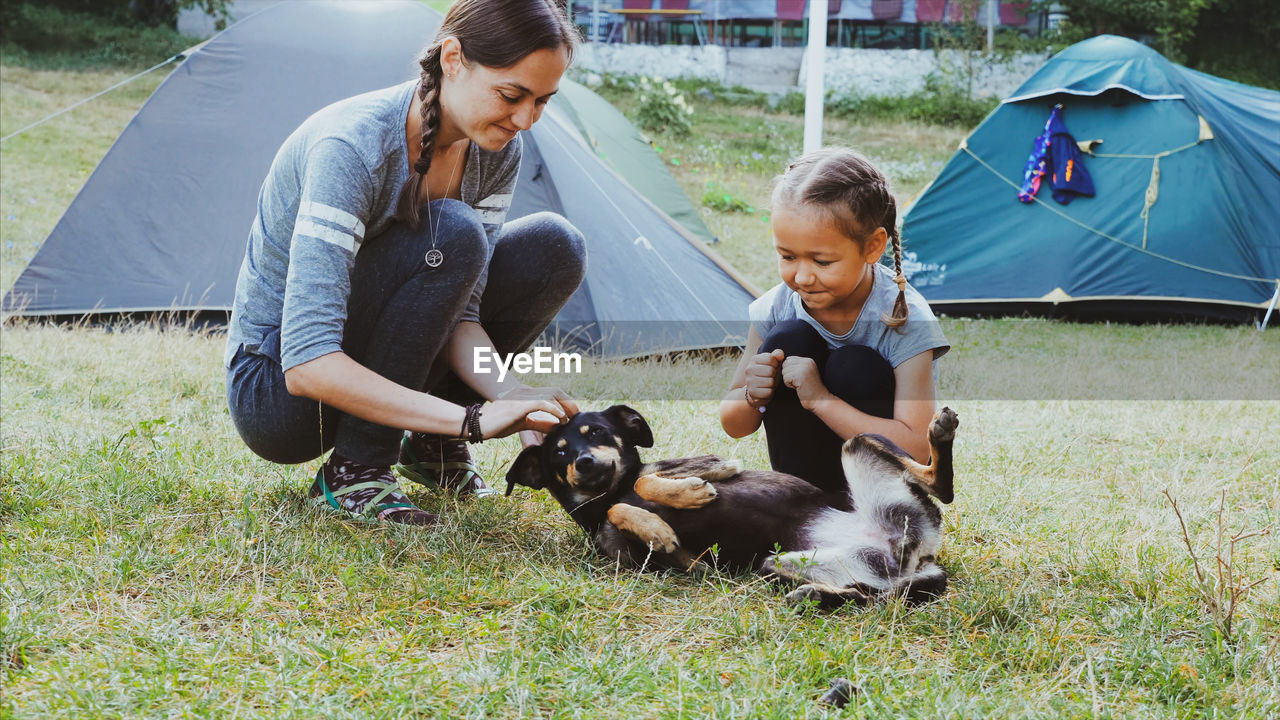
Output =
[
  {"x1": 574, "y1": 43, "x2": 1047, "y2": 99},
  {"x1": 575, "y1": 43, "x2": 728, "y2": 82},
  {"x1": 177, "y1": 6, "x2": 1044, "y2": 100},
  {"x1": 803, "y1": 48, "x2": 1048, "y2": 98}
]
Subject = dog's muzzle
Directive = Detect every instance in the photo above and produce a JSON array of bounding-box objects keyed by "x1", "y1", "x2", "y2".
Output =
[{"x1": 571, "y1": 453, "x2": 617, "y2": 491}]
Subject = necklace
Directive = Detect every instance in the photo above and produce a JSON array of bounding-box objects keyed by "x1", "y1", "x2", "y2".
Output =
[{"x1": 422, "y1": 142, "x2": 465, "y2": 268}]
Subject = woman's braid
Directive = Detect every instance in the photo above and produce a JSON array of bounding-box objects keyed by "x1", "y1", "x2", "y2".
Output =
[{"x1": 395, "y1": 44, "x2": 444, "y2": 228}]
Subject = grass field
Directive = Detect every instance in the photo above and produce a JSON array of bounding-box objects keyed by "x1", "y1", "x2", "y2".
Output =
[{"x1": 2, "y1": 47, "x2": 1279, "y2": 719}]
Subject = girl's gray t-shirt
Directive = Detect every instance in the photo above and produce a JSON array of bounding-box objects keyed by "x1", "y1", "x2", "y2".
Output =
[
  {"x1": 225, "y1": 79, "x2": 521, "y2": 371},
  {"x1": 749, "y1": 262, "x2": 950, "y2": 369}
]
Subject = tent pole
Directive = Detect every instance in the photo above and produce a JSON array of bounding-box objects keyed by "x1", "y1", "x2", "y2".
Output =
[
  {"x1": 1258, "y1": 280, "x2": 1280, "y2": 331},
  {"x1": 803, "y1": 0, "x2": 828, "y2": 153},
  {"x1": 986, "y1": 0, "x2": 995, "y2": 55}
]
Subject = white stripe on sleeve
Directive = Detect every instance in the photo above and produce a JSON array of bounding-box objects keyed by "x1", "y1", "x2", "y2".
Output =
[
  {"x1": 476, "y1": 208, "x2": 507, "y2": 224},
  {"x1": 295, "y1": 218, "x2": 360, "y2": 254},
  {"x1": 300, "y1": 201, "x2": 366, "y2": 240},
  {"x1": 479, "y1": 193, "x2": 513, "y2": 207}
]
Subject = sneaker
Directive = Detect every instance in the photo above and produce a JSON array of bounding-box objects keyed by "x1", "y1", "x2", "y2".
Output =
[
  {"x1": 396, "y1": 433, "x2": 497, "y2": 498},
  {"x1": 309, "y1": 453, "x2": 438, "y2": 526}
]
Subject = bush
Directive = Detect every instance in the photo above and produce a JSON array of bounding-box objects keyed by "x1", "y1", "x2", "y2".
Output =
[
  {"x1": 827, "y1": 77, "x2": 999, "y2": 128},
  {"x1": 668, "y1": 77, "x2": 771, "y2": 107},
  {"x1": 773, "y1": 91, "x2": 807, "y2": 115},
  {"x1": 700, "y1": 182, "x2": 755, "y2": 214},
  {"x1": 0, "y1": 2, "x2": 202, "y2": 69},
  {"x1": 634, "y1": 76, "x2": 694, "y2": 137}
]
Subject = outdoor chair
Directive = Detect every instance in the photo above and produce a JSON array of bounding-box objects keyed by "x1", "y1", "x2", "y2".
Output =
[
  {"x1": 608, "y1": 0, "x2": 654, "y2": 44},
  {"x1": 947, "y1": 0, "x2": 979, "y2": 22},
  {"x1": 776, "y1": 0, "x2": 806, "y2": 46},
  {"x1": 659, "y1": 0, "x2": 695, "y2": 45},
  {"x1": 915, "y1": 0, "x2": 947, "y2": 22},
  {"x1": 1000, "y1": 1, "x2": 1032, "y2": 26},
  {"x1": 871, "y1": 0, "x2": 903, "y2": 22}
]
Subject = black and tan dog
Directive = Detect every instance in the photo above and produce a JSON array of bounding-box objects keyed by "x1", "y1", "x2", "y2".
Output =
[{"x1": 505, "y1": 405, "x2": 958, "y2": 608}]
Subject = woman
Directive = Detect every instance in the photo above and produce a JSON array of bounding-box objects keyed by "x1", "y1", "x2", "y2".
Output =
[{"x1": 225, "y1": 0, "x2": 585, "y2": 525}]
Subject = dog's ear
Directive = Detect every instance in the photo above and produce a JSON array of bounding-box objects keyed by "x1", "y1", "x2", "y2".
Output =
[
  {"x1": 505, "y1": 445, "x2": 547, "y2": 496},
  {"x1": 603, "y1": 404, "x2": 653, "y2": 448}
]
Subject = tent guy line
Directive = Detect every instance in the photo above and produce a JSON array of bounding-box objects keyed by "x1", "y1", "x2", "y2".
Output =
[
  {"x1": 959, "y1": 143, "x2": 1277, "y2": 287},
  {"x1": 0, "y1": 54, "x2": 186, "y2": 144},
  {"x1": 539, "y1": 110, "x2": 740, "y2": 344}
]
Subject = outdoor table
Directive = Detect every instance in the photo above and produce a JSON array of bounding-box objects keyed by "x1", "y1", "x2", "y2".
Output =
[{"x1": 606, "y1": 7, "x2": 709, "y2": 46}]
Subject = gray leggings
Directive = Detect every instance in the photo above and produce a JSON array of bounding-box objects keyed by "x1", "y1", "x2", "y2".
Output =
[{"x1": 226, "y1": 200, "x2": 586, "y2": 467}]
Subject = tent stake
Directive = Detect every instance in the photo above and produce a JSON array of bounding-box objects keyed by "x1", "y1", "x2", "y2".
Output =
[{"x1": 1258, "y1": 280, "x2": 1280, "y2": 331}]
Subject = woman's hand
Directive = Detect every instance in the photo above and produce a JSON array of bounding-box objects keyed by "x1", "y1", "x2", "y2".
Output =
[
  {"x1": 781, "y1": 356, "x2": 832, "y2": 411},
  {"x1": 478, "y1": 397, "x2": 568, "y2": 439},
  {"x1": 498, "y1": 384, "x2": 580, "y2": 417},
  {"x1": 743, "y1": 349, "x2": 784, "y2": 408}
]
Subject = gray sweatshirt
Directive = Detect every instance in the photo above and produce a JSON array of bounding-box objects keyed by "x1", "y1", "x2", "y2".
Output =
[{"x1": 225, "y1": 79, "x2": 520, "y2": 371}]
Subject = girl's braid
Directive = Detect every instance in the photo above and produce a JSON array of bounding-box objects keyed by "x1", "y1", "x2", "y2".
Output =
[
  {"x1": 395, "y1": 43, "x2": 445, "y2": 228},
  {"x1": 872, "y1": 178, "x2": 909, "y2": 330}
]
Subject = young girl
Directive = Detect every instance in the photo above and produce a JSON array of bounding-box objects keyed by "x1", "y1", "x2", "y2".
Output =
[
  {"x1": 225, "y1": 0, "x2": 585, "y2": 525},
  {"x1": 720, "y1": 148, "x2": 949, "y2": 492}
]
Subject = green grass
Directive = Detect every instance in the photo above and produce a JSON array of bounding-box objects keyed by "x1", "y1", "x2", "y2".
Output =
[
  {"x1": 3, "y1": 54, "x2": 1280, "y2": 719},
  {"x1": 3, "y1": 323, "x2": 1278, "y2": 717}
]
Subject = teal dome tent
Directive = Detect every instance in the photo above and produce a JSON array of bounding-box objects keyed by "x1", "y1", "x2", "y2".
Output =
[{"x1": 901, "y1": 35, "x2": 1280, "y2": 325}]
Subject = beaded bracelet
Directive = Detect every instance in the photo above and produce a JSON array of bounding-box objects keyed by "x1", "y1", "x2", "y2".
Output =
[{"x1": 461, "y1": 403, "x2": 485, "y2": 443}]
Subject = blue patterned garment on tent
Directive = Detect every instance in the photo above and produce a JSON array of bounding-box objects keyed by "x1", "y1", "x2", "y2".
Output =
[
  {"x1": 1046, "y1": 108, "x2": 1096, "y2": 204},
  {"x1": 1018, "y1": 104, "x2": 1096, "y2": 204},
  {"x1": 1017, "y1": 105, "x2": 1057, "y2": 203}
]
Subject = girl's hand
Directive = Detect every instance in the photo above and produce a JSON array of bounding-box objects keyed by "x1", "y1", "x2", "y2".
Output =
[
  {"x1": 744, "y1": 349, "x2": 784, "y2": 408},
  {"x1": 781, "y1": 356, "x2": 831, "y2": 411},
  {"x1": 478, "y1": 398, "x2": 567, "y2": 439}
]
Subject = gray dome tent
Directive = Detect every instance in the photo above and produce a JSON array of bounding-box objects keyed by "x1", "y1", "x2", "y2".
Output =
[{"x1": 2, "y1": 0, "x2": 756, "y2": 357}]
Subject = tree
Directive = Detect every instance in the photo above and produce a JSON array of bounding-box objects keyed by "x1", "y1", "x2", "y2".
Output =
[
  {"x1": 19, "y1": 0, "x2": 230, "y2": 29},
  {"x1": 129, "y1": 0, "x2": 230, "y2": 29},
  {"x1": 1039, "y1": 0, "x2": 1220, "y2": 61}
]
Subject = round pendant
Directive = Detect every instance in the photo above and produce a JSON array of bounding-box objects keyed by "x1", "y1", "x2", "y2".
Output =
[{"x1": 424, "y1": 248, "x2": 444, "y2": 268}]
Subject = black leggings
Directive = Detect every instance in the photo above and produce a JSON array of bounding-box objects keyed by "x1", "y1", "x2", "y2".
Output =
[
  {"x1": 759, "y1": 319, "x2": 895, "y2": 492},
  {"x1": 226, "y1": 200, "x2": 586, "y2": 468}
]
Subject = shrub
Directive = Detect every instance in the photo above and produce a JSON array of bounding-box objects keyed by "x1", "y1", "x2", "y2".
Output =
[
  {"x1": 773, "y1": 91, "x2": 807, "y2": 115},
  {"x1": 0, "y1": 2, "x2": 205, "y2": 69},
  {"x1": 827, "y1": 77, "x2": 998, "y2": 128},
  {"x1": 700, "y1": 182, "x2": 755, "y2": 214},
  {"x1": 634, "y1": 76, "x2": 695, "y2": 137}
]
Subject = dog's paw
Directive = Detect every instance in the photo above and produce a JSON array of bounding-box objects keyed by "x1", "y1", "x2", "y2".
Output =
[
  {"x1": 637, "y1": 473, "x2": 719, "y2": 509},
  {"x1": 607, "y1": 503, "x2": 681, "y2": 554},
  {"x1": 668, "y1": 476, "x2": 718, "y2": 508},
  {"x1": 643, "y1": 521, "x2": 680, "y2": 554},
  {"x1": 929, "y1": 406, "x2": 959, "y2": 444},
  {"x1": 785, "y1": 584, "x2": 824, "y2": 608}
]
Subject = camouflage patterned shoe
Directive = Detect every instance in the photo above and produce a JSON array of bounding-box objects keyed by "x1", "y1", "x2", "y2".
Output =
[{"x1": 395, "y1": 433, "x2": 497, "y2": 498}]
